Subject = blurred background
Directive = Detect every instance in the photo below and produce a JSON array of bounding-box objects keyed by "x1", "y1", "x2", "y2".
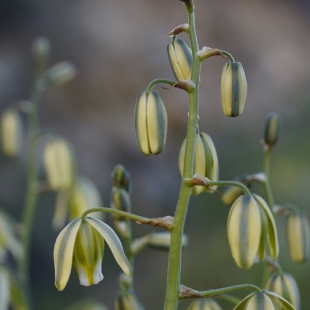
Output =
[{"x1": 0, "y1": 0, "x2": 310, "y2": 309}]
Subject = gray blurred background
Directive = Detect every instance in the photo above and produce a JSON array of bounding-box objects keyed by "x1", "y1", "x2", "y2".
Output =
[{"x1": 0, "y1": 0, "x2": 310, "y2": 309}]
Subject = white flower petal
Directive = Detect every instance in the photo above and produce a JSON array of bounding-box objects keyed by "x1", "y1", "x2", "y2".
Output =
[
  {"x1": 86, "y1": 217, "x2": 132, "y2": 277},
  {"x1": 54, "y1": 218, "x2": 81, "y2": 291}
]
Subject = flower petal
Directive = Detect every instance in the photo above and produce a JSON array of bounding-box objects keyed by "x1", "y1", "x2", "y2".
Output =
[
  {"x1": 54, "y1": 218, "x2": 81, "y2": 291},
  {"x1": 86, "y1": 217, "x2": 132, "y2": 277},
  {"x1": 265, "y1": 290, "x2": 296, "y2": 310}
]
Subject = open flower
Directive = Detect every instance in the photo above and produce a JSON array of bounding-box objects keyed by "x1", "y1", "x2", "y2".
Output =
[{"x1": 54, "y1": 216, "x2": 132, "y2": 291}]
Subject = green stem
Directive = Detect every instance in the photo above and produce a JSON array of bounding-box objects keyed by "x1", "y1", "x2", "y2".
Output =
[
  {"x1": 193, "y1": 284, "x2": 262, "y2": 299},
  {"x1": 164, "y1": 2, "x2": 200, "y2": 309},
  {"x1": 81, "y1": 207, "x2": 150, "y2": 222},
  {"x1": 220, "y1": 50, "x2": 235, "y2": 62},
  {"x1": 18, "y1": 81, "x2": 43, "y2": 310},
  {"x1": 262, "y1": 149, "x2": 274, "y2": 211},
  {"x1": 146, "y1": 78, "x2": 176, "y2": 93},
  {"x1": 207, "y1": 181, "x2": 251, "y2": 196}
]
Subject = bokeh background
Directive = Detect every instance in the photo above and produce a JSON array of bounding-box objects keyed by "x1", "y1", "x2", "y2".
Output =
[{"x1": 0, "y1": 0, "x2": 310, "y2": 309}]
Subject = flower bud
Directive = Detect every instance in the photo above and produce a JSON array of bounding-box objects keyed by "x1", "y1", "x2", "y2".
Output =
[
  {"x1": 263, "y1": 112, "x2": 281, "y2": 149},
  {"x1": 179, "y1": 133, "x2": 205, "y2": 195},
  {"x1": 0, "y1": 109, "x2": 22, "y2": 157},
  {"x1": 237, "y1": 291, "x2": 295, "y2": 310},
  {"x1": 266, "y1": 272, "x2": 300, "y2": 310},
  {"x1": 115, "y1": 292, "x2": 145, "y2": 310},
  {"x1": 69, "y1": 177, "x2": 103, "y2": 221},
  {"x1": 147, "y1": 232, "x2": 189, "y2": 252},
  {"x1": 286, "y1": 209, "x2": 310, "y2": 263},
  {"x1": 111, "y1": 164, "x2": 132, "y2": 194},
  {"x1": 179, "y1": 132, "x2": 218, "y2": 195},
  {"x1": 134, "y1": 90, "x2": 167, "y2": 156},
  {"x1": 254, "y1": 194, "x2": 279, "y2": 260},
  {"x1": 32, "y1": 37, "x2": 50, "y2": 76},
  {"x1": 227, "y1": 195, "x2": 262, "y2": 269},
  {"x1": 221, "y1": 175, "x2": 250, "y2": 205},
  {"x1": 245, "y1": 293, "x2": 275, "y2": 310},
  {"x1": 200, "y1": 132, "x2": 219, "y2": 193},
  {"x1": 167, "y1": 38, "x2": 192, "y2": 81},
  {"x1": 43, "y1": 61, "x2": 76, "y2": 87},
  {"x1": 221, "y1": 62, "x2": 247, "y2": 117},
  {"x1": 43, "y1": 137, "x2": 75, "y2": 191},
  {"x1": 186, "y1": 299, "x2": 222, "y2": 310},
  {"x1": 110, "y1": 187, "x2": 131, "y2": 220}
]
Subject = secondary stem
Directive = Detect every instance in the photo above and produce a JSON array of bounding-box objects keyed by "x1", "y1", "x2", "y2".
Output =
[
  {"x1": 18, "y1": 81, "x2": 43, "y2": 309},
  {"x1": 164, "y1": 2, "x2": 200, "y2": 309}
]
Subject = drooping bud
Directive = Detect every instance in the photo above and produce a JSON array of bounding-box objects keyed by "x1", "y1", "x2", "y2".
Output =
[
  {"x1": 32, "y1": 37, "x2": 50, "y2": 77},
  {"x1": 286, "y1": 209, "x2": 310, "y2": 263},
  {"x1": 110, "y1": 187, "x2": 131, "y2": 220},
  {"x1": 200, "y1": 132, "x2": 219, "y2": 193},
  {"x1": 179, "y1": 132, "x2": 218, "y2": 195},
  {"x1": 43, "y1": 61, "x2": 77, "y2": 87},
  {"x1": 227, "y1": 195, "x2": 262, "y2": 269},
  {"x1": 43, "y1": 137, "x2": 75, "y2": 191},
  {"x1": 186, "y1": 299, "x2": 222, "y2": 310},
  {"x1": 69, "y1": 177, "x2": 103, "y2": 221},
  {"x1": 134, "y1": 90, "x2": 168, "y2": 156},
  {"x1": 147, "y1": 232, "x2": 189, "y2": 252},
  {"x1": 0, "y1": 109, "x2": 22, "y2": 157},
  {"x1": 115, "y1": 292, "x2": 145, "y2": 310},
  {"x1": 221, "y1": 175, "x2": 250, "y2": 205},
  {"x1": 263, "y1": 112, "x2": 281, "y2": 150},
  {"x1": 254, "y1": 194, "x2": 279, "y2": 260},
  {"x1": 167, "y1": 38, "x2": 192, "y2": 81},
  {"x1": 111, "y1": 164, "x2": 132, "y2": 194},
  {"x1": 221, "y1": 62, "x2": 247, "y2": 117},
  {"x1": 266, "y1": 272, "x2": 300, "y2": 310}
]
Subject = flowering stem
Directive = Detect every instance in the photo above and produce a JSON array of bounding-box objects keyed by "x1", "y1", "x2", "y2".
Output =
[
  {"x1": 163, "y1": 2, "x2": 200, "y2": 309},
  {"x1": 18, "y1": 81, "x2": 44, "y2": 310},
  {"x1": 262, "y1": 149, "x2": 274, "y2": 211},
  {"x1": 220, "y1": 50, "x2": 235, "y2": 62}
]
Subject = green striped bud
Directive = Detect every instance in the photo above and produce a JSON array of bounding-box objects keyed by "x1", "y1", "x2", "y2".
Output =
[
  {"x1": 167, "y1": 38, "x2": 192, "y2": 81},
  {"x1": 221, "y1": 175, "x2": 250, "y2": 205},
  {"x1": 186, "y1": 299, "x2": 222, "y2": 310},
  {"x1": 236, "y1": 291, "x2": 296, "y2": 310},
  {"x1": 134, "y1": 90, "x2": 168, "y2": 156},
  {"x1": 227, "y1": 195, "x2": 262, "y2": 269},
  {"x1": 115, "y1": 292, "x2": 145, "y2": 310},
  {"x1": 263, "y1": 112, "x2": 281, "y2": 149},
  {"x1": 32, "y1": 37, "x2": 50, "y2": 77},
  {"x1": 147, "y1": 232, "x2": 188, "y2": 252},
  {"x1": 179, "y1": 132, "x2": 218, "y2": 195},
  {"x1": 254, "y1": 194, "x2": 279, "y2": 260},
  {"x1": 43, "y1": 137, "x2": 75, "y2": 191},
  {"x1": 200, "y1": 132, "x2": 219, "y2": 193},
  {"x1": 110, "y1": 187, "x2": 131, "y2": 220},
  {"x1": 242, "y1": 293, "x2": 275, "y2": 310},
  {"x1": 111, "y1": 164, "x2": 132, "y2": 194},
  {"x1": 266, "y1": 272, "x2": 300, "y2": 310},
  {"x1": 221, "y1": 62, "x2": 247, "y2": 117},
  {"x1": 286, "y1": 209, "x2": 310, "y2": 263},
  {"x1": 43, "y1": 61, "x2": 77, "y2": 87},
  {"x1": 0, "y1": 109, "x2": 22, "y2": 157}
]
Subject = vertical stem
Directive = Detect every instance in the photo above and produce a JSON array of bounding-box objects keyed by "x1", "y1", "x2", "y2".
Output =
[
  {"x1": 260, "y1": 148, "x2": 274, "y2": 288},
  {"x1": 262, "y1": 149, "x2": 274, "y2": 211},
  {"x1": 18, "y1": 82, "x2": 43, "y2": 309},
  {"x1": 164, "y1": 2, "x2": 201, "y2": 309}
]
